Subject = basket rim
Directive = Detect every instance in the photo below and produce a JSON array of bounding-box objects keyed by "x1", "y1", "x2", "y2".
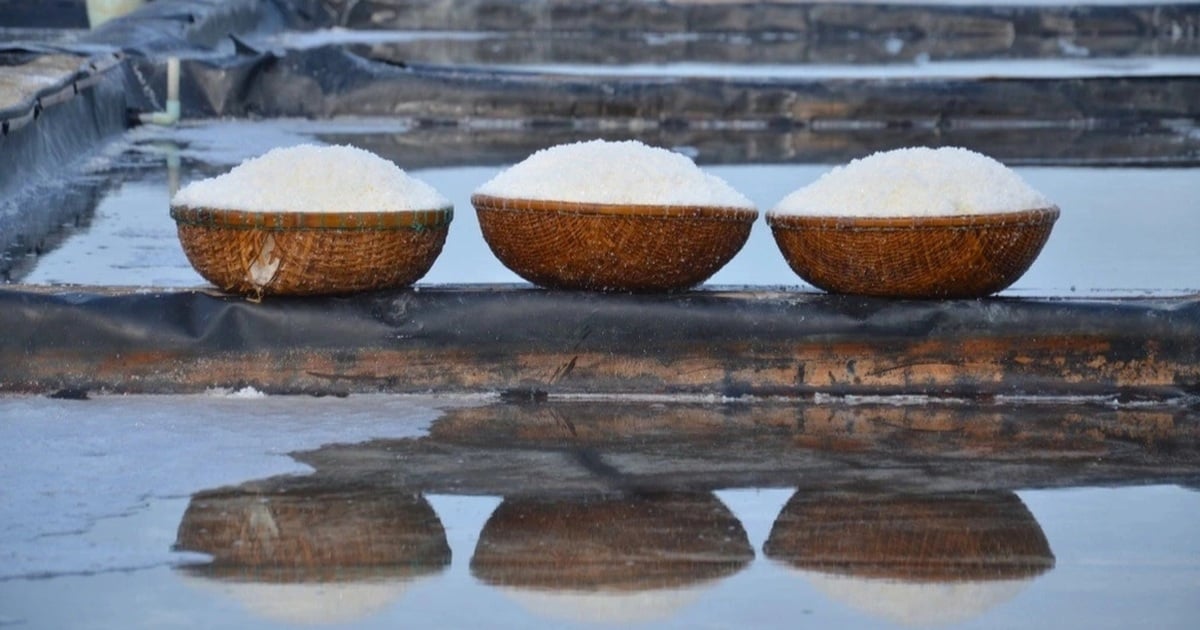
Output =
[
  {"x1": 471, "y1": 194, "x2": 759, "y2": 222},
  {"x1": 170, "y1": 204, "x2": 454, "y2": 231},
  {"x1": 765, "y1": 206, "x2": 1059, "y2": 230}
]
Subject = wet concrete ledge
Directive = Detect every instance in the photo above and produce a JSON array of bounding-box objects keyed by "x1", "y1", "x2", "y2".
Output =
[{"x1": 2, "y1": 285, "x2": 1197, "y2": 399}]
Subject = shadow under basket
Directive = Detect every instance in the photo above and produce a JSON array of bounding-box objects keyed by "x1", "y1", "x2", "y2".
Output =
[
  {"x1": 471, "y1": 194, "x2": 758, "y2": 292},
  {"x1": 171, "y1": 206, "x2": 452, "y2": 296},
  {"x1": 766, "y1": 207, "x2": 1059, "y2": 299}
]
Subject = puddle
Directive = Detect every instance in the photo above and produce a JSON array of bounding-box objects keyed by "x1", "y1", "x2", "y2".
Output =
[
  {"x1": 0, "y1": 394, "x2": 453, "y2": 581},
  {"x1": 11, "y1": 120, "x2": 1200, "y2": 296},
  {"x1": 0, "y1": 396, "x2": 1197, "y2": 628}
]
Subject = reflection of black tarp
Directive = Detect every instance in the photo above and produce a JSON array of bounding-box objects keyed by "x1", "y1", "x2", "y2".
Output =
[
  {"x1": 2, "y1": 286, "x2": 1197, "y2": 398},
  {"x1": 288, "y1": 400, "x2": 1200, "y2": 495}
]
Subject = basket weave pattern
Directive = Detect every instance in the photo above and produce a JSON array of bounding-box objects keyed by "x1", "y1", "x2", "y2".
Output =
[
  {"x1": 472, "y1": 194, "x2": 757, "y2": 292},
  {"x1": 767, "y1": 207, "x2": 1058, "y2": 298},
  {"x1": 172, "y1": 206, "x2": 451, "y2": 296}
]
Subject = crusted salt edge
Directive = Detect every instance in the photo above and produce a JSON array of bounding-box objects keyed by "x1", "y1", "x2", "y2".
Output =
[
  {"x1": 475, "y1": 139, "x2": 755, "y2": 209},
  {"x1": 171, "y1": 144, "x2": 450, "y2": 213},
  {"x1": 770, "y1": 146, "x2": 1050, "y2": 218}
]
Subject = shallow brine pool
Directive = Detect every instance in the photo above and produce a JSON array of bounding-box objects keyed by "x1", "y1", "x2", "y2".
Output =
[
  {"x1": 0, "y1": 394, "x2": 1197, "y2": 629},
  {"x1": 10, "y1": 119, "x2": 1199, "y2": 297}
]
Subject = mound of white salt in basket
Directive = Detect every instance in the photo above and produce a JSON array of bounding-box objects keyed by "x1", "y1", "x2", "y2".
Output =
[
  {"x1": 172, "y1": 144, "x2": 449, "y2": 213},
  {"x1": 475, "y1": 139, "x2": 754, "y2": 209},
  {"x1": 771, "y1": 146, "x2": 1049, "y2": 217}
]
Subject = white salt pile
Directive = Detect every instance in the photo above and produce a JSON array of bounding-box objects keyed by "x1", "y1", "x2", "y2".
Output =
[
  {"x1": 172, "y1": 144, "x2": 449, "y2": 213},
  {"x1": 475, "y1": 139, "x2": 754, "y2": 209},
  {"x1": 770, "y1": 146, "x2": 1049, "y2": 217}
]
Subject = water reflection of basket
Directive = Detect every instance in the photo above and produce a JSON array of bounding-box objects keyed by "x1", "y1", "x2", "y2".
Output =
[
  {"x1": 764, "y1": 491, "x2": 1055, "y2": 581},
  {"x1": 767, "y1": 207, "x2": 1058, "y2": 298},
  {"x1": 472, "y1": 194, "x2": 757, "y2": 292},
  {"x1": 471, "y1": 493, "x2": 754, "y2": 590},
  {"x1": 174, "y1": 487, "x2": 451, "y2": 574},
  {"x1": 171, "y1": 206, "x2": 452, "y2": 296}
]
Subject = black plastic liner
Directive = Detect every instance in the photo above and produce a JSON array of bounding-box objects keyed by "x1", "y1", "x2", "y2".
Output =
[
  {"x1": 130, "y1": 45, "x2": 1200, "y2": 126},
  {"x1": 0, "y1": 52, "x2": 126, "y2": 279},
  {"x1": 0, "y1": 0, "x2": 301, "y2": 278},
  {"x1": 78, "y1": 0, "x2": 283, "y2": 55},
  {"x1": 2, "y1": 286, "x2": 1198, "y2": 398},
  {"x1": 345, "y1": 28, "x2": 1200, "y2": 69},
  {"x1": 326, "y1": 120, "x2": 1200, "y2": 170},
  {"x1": 319, "y1": 1, "x2": 1200, "y2": 45},
  {"x1": 0, "y1": 0, "x2": 90, "y2": 29}
]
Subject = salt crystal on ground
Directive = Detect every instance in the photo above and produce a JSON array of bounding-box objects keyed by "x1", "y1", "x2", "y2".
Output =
[
  {"x1": 475, "y1": 140, "x2": 754, "y2": 209},
  {"x1": 770, "y1": 147, "x2": 1049, "y2": 217},
  {"x1": 172, "y1": 144, "x2": 450, "y2": 213},
  {"x1": 204, "y1": 386, "x2": 267, "y2": 398}
]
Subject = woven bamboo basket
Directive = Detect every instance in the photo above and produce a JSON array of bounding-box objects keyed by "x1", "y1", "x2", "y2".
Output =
[
  {"x1": 471, "y1": 493, "x2": 754, "y2": 590},
  {"x1": 763, "y1": 491, "x2": 1054, "y2": 581},
  {"x1": 766, "y1": 207, "x2": 1059, "y2": 298},
  {"x1": 170, "y1": 205, "x2": 452, "y2": 297},
  {"x1": 471, "y1": 194, "x2": 757, "y2": 292}
]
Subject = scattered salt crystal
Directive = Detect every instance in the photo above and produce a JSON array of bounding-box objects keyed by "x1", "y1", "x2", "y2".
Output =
[
  {"x1": 171, "y1": 144, "x2": 450, "y2": 213},
  {"x1": 204, "y1": 386, "x2": 267, "y2": 398},
  {"x1": 228, "y1": 386, "x2": 267, "y2": 398},
  {"x1": 770, "y1": 146, "x2": 1049, "y2": 217},
  {"x1": 475, "y1": 139, "x2": 754, "y2": 209}
]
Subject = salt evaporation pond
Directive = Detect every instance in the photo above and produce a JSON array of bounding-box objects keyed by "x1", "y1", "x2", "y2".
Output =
[
  {"x1": 3, "y1": 2, "x2": 1198, "y2": 628},
  {"x1": 1, "y1": 394, "x2": 1198, "y2": 629},
  {"x1": 11, "y1": 120, "x2": 1199, "y2": 296}
]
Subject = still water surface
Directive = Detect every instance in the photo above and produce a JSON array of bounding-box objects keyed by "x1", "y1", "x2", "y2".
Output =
[
  {"x1": 15, "y1": 120, "x2": 1200, "y2": 296},
  {"x1": 1, "y1": 395, "x2": 1197, "y2": 629}
]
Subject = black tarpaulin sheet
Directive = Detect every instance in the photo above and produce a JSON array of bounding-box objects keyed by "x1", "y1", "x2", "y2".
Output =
[
  {"x1": 2, "y1": 286, "x2": 1198, "y2": 398},
  {"x1": 0, "y1": 0, "x2": 307, "y2": 277},
  {"x1": 0, "y1": 51, "x2": 126, "y2": 279},
  {"x1": 134, "y1": 44, "x2": 1200, "y2": 125},
  {"x1": 317, "y1": 0, "x2": 1200, "y2": 44},
  {"x1": 77, "y1": 0, "x2": 281, "y2": 55}
]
